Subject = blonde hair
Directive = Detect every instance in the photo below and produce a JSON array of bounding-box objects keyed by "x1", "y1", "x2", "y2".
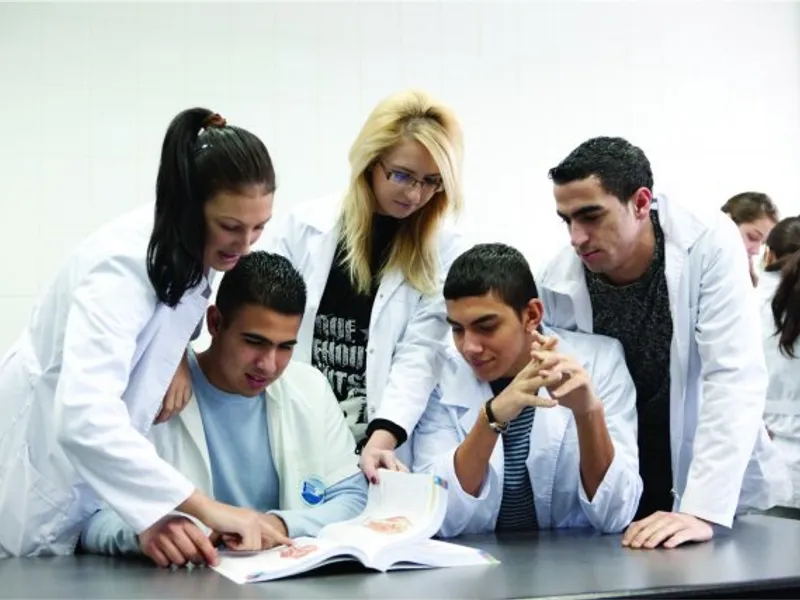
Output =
[{"x1": 339, "y1": 90, "x2": 464, "y2": 295}]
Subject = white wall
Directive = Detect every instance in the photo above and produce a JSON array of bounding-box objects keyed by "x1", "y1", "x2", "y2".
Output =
[{"x1": 1, "y1": 1, "x2": 799, "y2": 353}]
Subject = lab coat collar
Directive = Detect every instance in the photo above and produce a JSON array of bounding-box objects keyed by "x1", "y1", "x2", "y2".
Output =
[
  {"x1": 303, "y1": 193, "x2": 344, "y2": 233},
  {"x1": 653, "y1": 193, "x2": 706, "y2": 253}
]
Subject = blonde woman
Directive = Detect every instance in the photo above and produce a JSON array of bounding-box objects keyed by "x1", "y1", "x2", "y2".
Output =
[{"x1": 266, "y1": 90, "x2": 466, "y2": 481}]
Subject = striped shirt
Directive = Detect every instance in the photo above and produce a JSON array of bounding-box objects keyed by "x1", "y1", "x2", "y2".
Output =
[{"x1": 491, "y1": 378, "x2": 538, "y2": 532}]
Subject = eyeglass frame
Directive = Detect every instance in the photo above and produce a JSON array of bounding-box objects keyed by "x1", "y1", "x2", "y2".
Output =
[{"x1": 376, "y1": 161, "x2": 445, "y2": 196}]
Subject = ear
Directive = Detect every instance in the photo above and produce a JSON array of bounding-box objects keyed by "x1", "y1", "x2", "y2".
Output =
[
  {"x1": 206, "y1": 305, "x2": 223, "y2": 337},
  {"x1": 630, "y1": 187, "x2": 653, "y2": 220},
  {"x1": 522, "y1": 298, "x2": 545, "y2": 333}
]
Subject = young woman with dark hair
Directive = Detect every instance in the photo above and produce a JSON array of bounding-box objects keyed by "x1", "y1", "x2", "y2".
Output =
[{"x1": 0, "y1": 108, "x2": 286, "y2": 561}]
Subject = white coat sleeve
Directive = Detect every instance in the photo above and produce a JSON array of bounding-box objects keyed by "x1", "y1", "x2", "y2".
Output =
[
  {"x1": 678, "y1": 221, "x2": 768, "y2": 527},
  {"x1": 55, "y1": 255, "x2": 195, "y2": 534},
  {"x1": 575, "y1": 338, "x2": 642, "y2": 533},
  {"x1": 373, "y1": 229, "x2": 471, "y2": 439},
  {"x1": 412, "y1": 387, "x2": 497, "y2": 538}
]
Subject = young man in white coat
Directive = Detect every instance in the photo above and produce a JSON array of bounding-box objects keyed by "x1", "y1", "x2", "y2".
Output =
[
  {"x1": 538, "y1": 136, "x2": 789, "y2": 549},
  {"x1": 80, "y1": 251, "x2": 368, "y2": 567},
  {"x1": 412, "y1": 244, "x2": 642, "y2": 536}
]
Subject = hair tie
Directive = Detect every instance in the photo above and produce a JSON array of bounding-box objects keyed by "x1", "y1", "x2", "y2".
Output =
[{"x1": 204, "y1": 113, "x2": 227, "y2": 128}]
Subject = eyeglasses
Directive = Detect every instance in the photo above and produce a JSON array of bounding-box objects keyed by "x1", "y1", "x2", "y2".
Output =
[{"x1": 378, "y1": 161, "x2": 444, "y2": 195}]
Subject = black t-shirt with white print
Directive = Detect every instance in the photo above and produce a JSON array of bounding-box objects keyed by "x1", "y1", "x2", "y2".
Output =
[{"x1": 312, "y1": 214, "x2": 402, "y2": 443}]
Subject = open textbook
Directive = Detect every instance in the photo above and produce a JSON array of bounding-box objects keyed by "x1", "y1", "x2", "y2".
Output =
[{"x1": 213, "y1": 470, "x2": 498, "y2": 584}]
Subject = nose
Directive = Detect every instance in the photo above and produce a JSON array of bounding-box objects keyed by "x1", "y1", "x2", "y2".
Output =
[
  {"x1": 256, "y1": 348, "x2": 277, "y2": 375},
  {"x1": 404, "y1": 183, "x2": 424, "y2": 203},
  {"x1": 461, "y1": 331, "x2": 483, "y2": 356},
  {"x1": 569, "y1": 222, "x2": 589, "y2": 248},
  {"x1": 746, "y1": 241, "x2": 759, "y2": 257},
  {"x1": 232, "y1": 231, "x2": 250, "y2": 254}
]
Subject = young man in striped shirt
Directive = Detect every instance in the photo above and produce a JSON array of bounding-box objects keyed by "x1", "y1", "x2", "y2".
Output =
[{"x1": 412, "y1": 243, "x2": 642, "y2": 536}]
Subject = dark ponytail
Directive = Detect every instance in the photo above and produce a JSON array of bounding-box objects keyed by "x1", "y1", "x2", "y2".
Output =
[
  {"x1": 772, "y1": 250, "x2": 800, "y2": 358},
  {"x1": 147, "y1": 108, "x2": 276, "y2": 307}
]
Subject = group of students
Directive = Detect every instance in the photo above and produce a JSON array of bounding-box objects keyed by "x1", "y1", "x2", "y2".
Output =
[
  {"x1": 0, "y1": 90, "x2": 797, "y2": 567},
  {"x1": 721, "y1": 191, "x2": 800, "y2": 509}
]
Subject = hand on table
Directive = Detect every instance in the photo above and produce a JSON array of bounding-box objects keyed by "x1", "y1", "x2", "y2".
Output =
[{"x1": 622, "y1": 511, "x2": 713, "y2": 549}]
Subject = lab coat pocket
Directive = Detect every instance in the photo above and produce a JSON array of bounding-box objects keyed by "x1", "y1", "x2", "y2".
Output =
[{"x1": 0, "y1": 445, "x2": 73, "y2": 556}]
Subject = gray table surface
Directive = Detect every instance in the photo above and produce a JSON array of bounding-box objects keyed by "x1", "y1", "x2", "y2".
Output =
[{"x1": 1, "y1": 514, "x2": 799, "y2": 599}]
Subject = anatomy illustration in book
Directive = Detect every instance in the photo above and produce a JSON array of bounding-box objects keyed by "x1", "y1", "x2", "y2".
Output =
[{"x1": 363, "y1": 516, "x2": 413, "y2": 535}]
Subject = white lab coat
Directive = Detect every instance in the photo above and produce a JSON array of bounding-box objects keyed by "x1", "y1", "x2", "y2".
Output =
[
  {"x1": 0, "y1": 204, "x2": 204, "y2": 557},
  {"x1": 412, "y1": 327, "x2": 642, "y2": 536},
  {"x1": 262, "y1": 195, "x2": 467, "y2": 465},
  {"x1": 146, "y1": 360, "x2": 361, "y2": 509},
  {"x1": 537, "y1": 195, "x2": 790, "y2": 527},
  {"x1": 759, "y1": 270, "x2": 800, "y2": 508}
]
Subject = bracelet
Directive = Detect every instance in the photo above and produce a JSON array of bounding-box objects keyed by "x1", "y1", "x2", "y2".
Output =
[{"x1": 484, "y1": 398, "x2": 509, "y2": 434}]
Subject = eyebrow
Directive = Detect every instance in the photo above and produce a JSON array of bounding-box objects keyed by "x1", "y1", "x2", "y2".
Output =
[
  {"x1": 219, "y1": 216, "x2": 271, "y2": 227},
  {"x1": 556, "y1": 205, "x2": 605, "y2": 221},
  {"x1": 446, "y1": 314, "x2": 498, "y2": 327},
  {"x1": 385, "y1": 162, "x2": 441, "y2": 179},
  {"x1": 241, "y1": 333, "x2": 298, "y2": 346}
]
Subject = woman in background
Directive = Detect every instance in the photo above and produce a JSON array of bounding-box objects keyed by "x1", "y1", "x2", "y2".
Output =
[
  {"x1": 0, "y1": 108, "x2": 286, "y2": 559},
  {"x1": 721, "y1": 191, "x2": 779, "y2": 286},
  {"x1": 267, "y1": 90, "x2": 466, "y2": 481},
  {"x1": 760, "y1": 216, "x2": 800, "y2": 507}
]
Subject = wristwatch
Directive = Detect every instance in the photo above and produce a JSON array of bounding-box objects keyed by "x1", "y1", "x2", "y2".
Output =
[{"x1": 484, "y1": 398, "x2": 509, "y2": 434}]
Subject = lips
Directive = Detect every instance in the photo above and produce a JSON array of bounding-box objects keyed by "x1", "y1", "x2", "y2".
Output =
[
  {"x1": 245, "y1": 374, "x2": 268, "y2": 389},
  {"x1": 219, "y1": 251, "x2": 240, "y2": 262},
  {"x1": 469, "y1": 358, "x2": 493, "y2": 369},
  {"x1": 394, "y1": 200, "x2": 416, "y2": 210}
]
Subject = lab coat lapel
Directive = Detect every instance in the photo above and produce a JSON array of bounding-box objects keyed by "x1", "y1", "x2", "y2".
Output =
[
  {"x1": 544, "y1": 252, "x2": 594, "y2": 333},
  {"x1": 129, "y1": 280, "x2": 210, "y2": 433},
  {"x1": 264, "y1": 387, "x2": 290, "y2": 507},
  {"x1": 654, "y1": 196, "x2": 698, "y2": 495},
  {"x1": 295, "y1": 225, "x2": 339, "y2": 363},
  {"x1": 176, "y1": 395, "x2": 213, "y2": 491},
  {"x1": 373, "y1": 269, "x2": 404, "y2": 323},
  {"x1": 528, "y1": 392, "x2": 570, "y2": 529}
]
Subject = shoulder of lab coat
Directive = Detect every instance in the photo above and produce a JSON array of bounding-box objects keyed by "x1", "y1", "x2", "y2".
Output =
[
  {"x1": 268, "y1": 360, "x2": 361, "y2": 487},
  {"x1": 55, "y1": 203, "x2": 195, "y2": 534},
  {"x1": 412, "y1": 330, "x2": 641, "y2": 536},
  {"x1": 258, "y1": 193, "x2": 343, "y2": 262}
]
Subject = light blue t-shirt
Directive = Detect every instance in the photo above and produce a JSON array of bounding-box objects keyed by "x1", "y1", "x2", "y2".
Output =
[{"x1": 188, "y1": 351, "x2": 280, "y2": 513}]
